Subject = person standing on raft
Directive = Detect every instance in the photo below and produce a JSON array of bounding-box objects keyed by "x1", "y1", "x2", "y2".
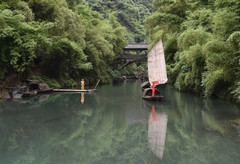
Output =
[{"x1": 81, "y1": 79, "x2": 84, "y2": 90}]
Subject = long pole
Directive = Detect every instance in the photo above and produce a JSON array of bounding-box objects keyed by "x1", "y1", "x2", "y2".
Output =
[{"x1": 94, "y1": 79, "x2": 100, "y2": 90}]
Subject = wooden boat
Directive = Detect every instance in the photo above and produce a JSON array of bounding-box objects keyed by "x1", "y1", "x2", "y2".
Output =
[
  {"x1": 142, "y1": 40, "x2": 168, "y2": 100},
  {"x1": 4, "y1": 79, "x2": 53, "y2": 100},
  {"x1": 17, "y1": 85, "x2": 38, "y2": 98},
  {"x1": 142, "y1": 88, "x2": 163, "y2": 101},
  {"x1": 37, "y1": 83, "x2": 53, "y2": 93},
  {"x1": 26, "y1": 79, "x2": 53, "y2": 93},
  {"x1": 4, "y1": 86, "x2": 37, "y2": 99},
  {"x1": 22, "y1": 90, "x2": 38, "y2": 98},
  {"x1": 141, "y1": 81, "x2": 151, "y2": 90}
]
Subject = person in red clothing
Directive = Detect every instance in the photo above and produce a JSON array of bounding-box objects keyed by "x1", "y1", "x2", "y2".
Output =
[
  {"x1": 152, "y1": 84, "x2": 155, "y2": 96},
  {"x1": 151, "y1": 81, "x2": 159, "y2": 96}
]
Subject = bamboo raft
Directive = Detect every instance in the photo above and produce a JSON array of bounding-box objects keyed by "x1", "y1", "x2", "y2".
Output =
[
  {"x1": 52, "y1": 79, "x2": 100, "y2": 93},
  {"x1": 52, "y1": 89, "x2": 96, "y2": 93}
]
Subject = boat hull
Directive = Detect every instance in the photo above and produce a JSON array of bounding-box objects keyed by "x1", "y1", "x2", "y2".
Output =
[
  {"x1": 22, "y1": 90, "x2": 37, "y2": 98},
  {"x1": 143, "y1": 95, "x2": 163, "y2": 101},
  {"x1": 37, "y1": 89, "x2": 53, "y2": 93},
  {"x1": 142, "y1": 88, "x2": 163, "y2": 101}
]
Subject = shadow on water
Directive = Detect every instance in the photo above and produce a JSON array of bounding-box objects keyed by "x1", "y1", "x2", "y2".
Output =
[{"x1": 0, "y1": 80, "x2": 240, "y2": 164}]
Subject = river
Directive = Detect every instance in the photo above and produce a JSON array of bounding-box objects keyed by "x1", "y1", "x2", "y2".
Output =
[{"x1": 0, "y1": 80, "x2": 240, "y2": 164}]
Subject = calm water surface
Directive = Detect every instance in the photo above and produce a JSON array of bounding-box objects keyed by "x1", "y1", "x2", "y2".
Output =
[{"x1": 0, "y1": 80, "x2": 240, "y2": 164}]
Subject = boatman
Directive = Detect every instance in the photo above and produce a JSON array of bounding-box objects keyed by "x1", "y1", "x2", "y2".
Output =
[
  {"x1": 81, "y1": 79, "x2": 84, "y2": 90},
  {"x1": 152, "y1": 83, "x2": 155, "y2": 96},
  {"x1": 151, "y1": 81, "x2": 159, "y2": 96}
]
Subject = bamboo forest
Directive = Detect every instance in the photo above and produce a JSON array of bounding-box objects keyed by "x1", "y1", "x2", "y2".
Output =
[{"x1": 0, "y1": 0, "x2": 240, "y2": 164}]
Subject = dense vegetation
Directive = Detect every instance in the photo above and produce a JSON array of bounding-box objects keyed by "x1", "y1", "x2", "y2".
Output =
[
  {"x1": 0, "y1": 0, "x2": 128, "y2": 89},
  {"x1": 145, "y1": 0, "x2": 240, "y2": 102},
  {"x1": 81, "y1": 0, "x2": 153, "y2": 43},
  {"x1": 1, "y1": 0, "x2": 240, "y2": 103}
]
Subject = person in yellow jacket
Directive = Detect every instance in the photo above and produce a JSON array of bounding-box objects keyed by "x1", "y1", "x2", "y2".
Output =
[{"x1": 81, "y1": 79, "x2": 84, "y2": 90}]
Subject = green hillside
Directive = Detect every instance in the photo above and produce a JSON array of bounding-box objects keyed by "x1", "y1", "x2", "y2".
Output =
[
  {"x1": 145, "y1": 0, "x2": 240, "y2": 102},
  {"x1": 79, "y1": 0, "x2": 153, "y2": 43}
]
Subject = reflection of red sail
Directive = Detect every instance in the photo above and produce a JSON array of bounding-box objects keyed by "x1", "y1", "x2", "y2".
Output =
[{"x1": 148, "y1": 106, "x2": 168, "y2": 159}]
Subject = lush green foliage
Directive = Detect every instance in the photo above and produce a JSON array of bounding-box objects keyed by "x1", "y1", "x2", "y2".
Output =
[
  {"x1": 80, "y1": 0, "x2": 153, "y2": 43},
  {"x1": 145, "y1": 0, "x2": 240, "y2": 102},
  {"x1": 0, "y1": 0, "x2": 127, "y2": 87}
]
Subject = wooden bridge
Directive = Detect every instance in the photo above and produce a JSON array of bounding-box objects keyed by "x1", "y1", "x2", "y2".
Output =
[
  {"x1": 118, "y1": 43, "x2": 150, "y2": 68},
  {"x1": 123, "y1": 43, "x2": 149, "y2": 51}
]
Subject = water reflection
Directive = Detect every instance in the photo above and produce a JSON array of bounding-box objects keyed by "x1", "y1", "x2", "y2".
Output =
[
  {"x1": 38, "y1": 94, "x2": 50, "y2": 102},
  {"x1": 148, "y1": 105, "x2": 168, "y2": 160},
  {"x1": 81, "y1": 92, "x2": 84, "y2": 104},
  {"x1": 0, "y1": 81, "x2": 240, "y2": 164},
  {"x1": 0, "y1": 94, "x2": 51, "y2": 112}
]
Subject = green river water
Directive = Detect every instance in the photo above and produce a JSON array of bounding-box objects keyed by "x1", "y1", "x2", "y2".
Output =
[{"x1": 0, "y1": 80, "x2": 240, "y2": 164}]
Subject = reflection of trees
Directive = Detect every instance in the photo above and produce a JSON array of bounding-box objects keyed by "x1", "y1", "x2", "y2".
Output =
[
  {"x1": 0, "y1": 82, "x2": 240, "y2": 164},
  {"x1": 0, "y1": 83, "x2": 149, "y2": 164},
  {"x1": 1, "y1": 93, "x2": 127, "y2": 163},
  {"x1": 158, "y1": 85, "x2": 240, "y2": 164}
]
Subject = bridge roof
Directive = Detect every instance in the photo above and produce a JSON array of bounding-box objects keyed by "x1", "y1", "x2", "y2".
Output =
[{"x1": 124, "y1": 43, "x2": 149, "y2": 51}]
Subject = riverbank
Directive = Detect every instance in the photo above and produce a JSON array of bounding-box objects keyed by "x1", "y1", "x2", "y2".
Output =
[{"x1": 1, "y1": 72, "x2": 239, "y2": 105}]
